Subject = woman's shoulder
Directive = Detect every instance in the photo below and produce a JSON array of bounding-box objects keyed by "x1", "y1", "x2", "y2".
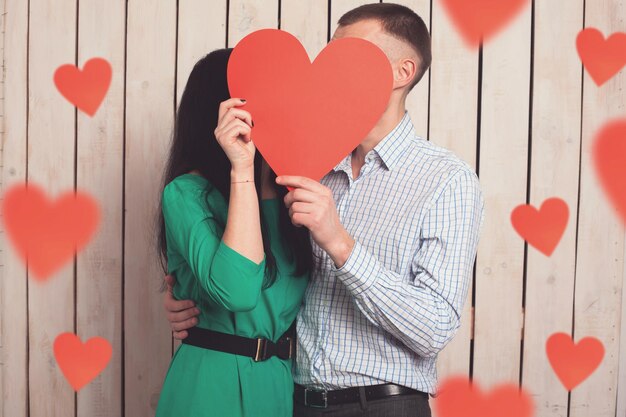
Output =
[{"x1": 163, "y1": 173, "x2": 225, "y2": 209}]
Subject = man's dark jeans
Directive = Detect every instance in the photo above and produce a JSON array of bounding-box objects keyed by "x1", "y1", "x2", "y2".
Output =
[{"x1": 293, "y1": 393, "x2": 432, "y2": 417}]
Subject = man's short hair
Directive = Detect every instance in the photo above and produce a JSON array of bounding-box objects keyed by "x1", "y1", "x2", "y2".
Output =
[{"x1": 338, "y1": 3, "x2": 432, "y2": 90}]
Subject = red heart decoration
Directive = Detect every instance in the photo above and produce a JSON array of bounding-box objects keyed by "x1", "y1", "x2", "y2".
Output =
[
  {"x1": 546, "y1": 333, "x2": 604, "y2": 391},
  {"x1": 441, "y1": 0, "x2": 530, "y2": 48},
  {"x1": 1, "y1": 183, "x2": 100, "y2": 281},
  {"x1": 577, "y1": 28, "x2": 626, "y2": 86},
  {"x1": 511, "y1": 197, "x2": 569, "y2": 256},
  {"x1": 54, "y1": 57, "x2": 112, "y2": 116},
  {"x1": 54, "y1": 332, "x2": 112, "y2": 391},
  {"x1": 227, "y1": 29, "x2": 393, "y2": 181},
  {"x1": 434, "y1": 376, "x2": 534, "y2": 417},
  {"x1": 593, "y1": 119, "x2": 626, "y2": 223}
]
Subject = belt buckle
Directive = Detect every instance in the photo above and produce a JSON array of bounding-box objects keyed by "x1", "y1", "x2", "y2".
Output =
[
  {"x1": 254, "y1": 338, "x2": 267, "y2": 362},
  {"x1": 304, "y1": 388, "x2": 328, "y2": 409},
  {"x1": 277, "y1": 337, "x2": 294, "y2": 360}
]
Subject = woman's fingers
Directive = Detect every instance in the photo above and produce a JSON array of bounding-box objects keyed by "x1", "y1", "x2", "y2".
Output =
[
  {"x1": 220, "y1": 119, "x2": 252, "y2": 143},
  {"x1": 218, "y1": 98, "x2": 247, "y2": 123},
  {"x1": 219, "y1": 107, "x2": 253, "y2": 129}
]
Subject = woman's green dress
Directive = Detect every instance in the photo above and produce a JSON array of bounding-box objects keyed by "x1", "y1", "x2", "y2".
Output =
[{"x1": 155, "y1": 173, "x2": 308, "y2": 417}]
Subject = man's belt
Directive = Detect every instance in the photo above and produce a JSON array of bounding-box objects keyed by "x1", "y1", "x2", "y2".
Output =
[{"x1": 294, "y1": 383, "x2": 428, "y2": 408}]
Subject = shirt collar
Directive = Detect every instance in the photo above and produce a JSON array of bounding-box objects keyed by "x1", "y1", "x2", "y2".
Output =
[{"x1": 332, "y1": 112, "x2": 415, "y2": 173}]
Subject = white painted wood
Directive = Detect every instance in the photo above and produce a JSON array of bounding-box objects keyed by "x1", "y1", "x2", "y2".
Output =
[
  {"x1": 27, "y1": 0, "x2": 77, "y2": 415},
  {"x1": 75, "y1": 0, "x2": 126, "y2": 416},
  {"x1": 472, "y1": 1, "x2": 532, "y2": 389},
  {"x1": 570, "y1": 0, "x2": 626, "y2": 415},
  {"x1": 125, "y1": 1, "x2": 177, "y2": 415},
  {"x1": 618, "y1": 232, "x2": 626, "y2": 417},
  {"x1": 228, "y1": 0, "x2": 279, "y2": 47},
  {"x1": 521, "y1": 2, "x2": 584, "y2": 416},
  {"x1": 0, "y1": 0, "x2": 29, "y2": 415},
  {"x1": 281, "y1": 0, "x2": 328, "y2": 59}
]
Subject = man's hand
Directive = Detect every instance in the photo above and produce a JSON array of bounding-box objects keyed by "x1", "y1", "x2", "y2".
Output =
[
  {"x1": 163, "y1": 274, "x2": 200, "y2": 340},
  {"x1": 276, "y1": 175, "x2": 355, "y2": 268}
]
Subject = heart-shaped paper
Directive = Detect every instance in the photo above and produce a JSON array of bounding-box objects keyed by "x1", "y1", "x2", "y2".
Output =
[
  {"x1": 228, "y1": 29, "x2": 393, "y2": 181},
  {"x1": 1, "y1": 183, "x2": 100, "y2": 281},
  {"x1": 441, "y1": 0, "x2": 530, "y2": 47},
  {"x1": 434, "y1": 376, "x2": 534, "y2": 417},
  {"x1": 54, "y1": 332, "x2": 112, "y2": 391},
  {"x1": 593, "y1": 119, "x2": 626, "y2": 223},
  {"x1": 54, "y1": 57, "x2": 112, "y2": 116},
  {"x1": 577, "y1": 28, "x2": 626, "y2": 86},
  {"x1": 546, "y1": 332, "x2": 604, "y2": 391},
  {"x1": 511, "y1": 197, "x2": 569, "y2": 256}
]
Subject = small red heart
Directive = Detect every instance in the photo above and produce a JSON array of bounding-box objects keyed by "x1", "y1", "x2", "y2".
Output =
[
  {"x1": 441, "y1": 0, "x2": 530, "y2": 47},
  {"x1": 511, "y1": 198, "x2": 569, "y2": 256},
  {"x1": 1, "y1": 183, "x2": 100, "y2": 281},
  {"x1": 546, "y1": 333, "x2": 604, "y2": 391},
  {"x1": 577, "y1": 28, "x2": 626, "y2": 86},
  {"x1": 593, "y1": 119, "x2": 626, "y2": 224},
  {"x1": 54, "y1": 333, "x2": 112, "y2": 391},
  {"x1": 228, "y1": 29, "x2": 392, "y2": 181},
  {"x1": 54, "y1": 57, "x2": 112, "y2": 116},
  {"x1": 434, "y1": 376, "x2": 534, "y2": 417}
]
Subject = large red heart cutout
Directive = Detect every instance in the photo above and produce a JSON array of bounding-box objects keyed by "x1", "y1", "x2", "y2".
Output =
[
  {"x1": 54, "y1": 57, "x2": 112, "y2": 116},
  {"x1": 434, "y1": 376, "x2": 534, "y2": 417},
  {"x1": 1, "y1": 183, "x2": 100, "y2": 281},
  {"x1": 593, "y1": 118, "x2": 626, "y2": 224},
  {"x1": 510, "y1": 197, "x2": 569, "y2": 256},
  {"x1": 54, "y1": 332, "x2": 113, "y2": 391},
  {"x1": 546, "y1": 332, "x2": 604, "y2": 391},
  {"x1": 577, "y1": 28, "x2": 626, "y2": 86},
  {"x1": 441, "y1": 0, "x2": 530, "y2": 48},
  {"x1": 227, "y1": 29, "x2": 393, "y2": 181}
]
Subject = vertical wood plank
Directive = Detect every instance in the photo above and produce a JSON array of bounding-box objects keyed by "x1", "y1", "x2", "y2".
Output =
[
  {"x1": 281, "y1": 0, "x2": 328, "y2": 59},
  {"x1": 619, "y1": 237, "x2": 626, "y2": 416},
  {"x1": 227, "y1": 0, "x2": 279, "y2": 47},
  {"x1": 571, "y1": 0, "x2": 626, "y2": 416},
  {"x1": 428, "y1": 0, "x2": 479, "y2": 388},
  {"x1": 0, "y1": 0, "x2": 29, "y2": 415},
  {"x1": 383, "y1": 0, "x2": 430, "y2": 138},
  {"x1": 27, "y1": 0, "x2": 77, "y2": 415},
  {"x1": 521, "y1": 1, "x2": 584, "y2": 416},
  {"x1": 472, "y1": 3, "x2": 532, "y2": 388},
  {"x1": 330, "y1": 0, "x2": 371, "y2": 30},
  {"x1": 125, "y1": 1, "x2": 177, "y2": 415},
  {"x1": 75, "y1": 0, "x2": 126, "y2": 416}
]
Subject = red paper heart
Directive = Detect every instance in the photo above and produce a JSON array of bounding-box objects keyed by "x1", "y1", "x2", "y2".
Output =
[
  {"x1": 1, "y1": 183, "x2": 100, "y2": 281},
  {"x1": 54, "y1": 333, "x2": 112, "y2": 391},
  {"x1": 577, "y1": 28, "x2": 626, "y2": 86},
  {"x1": 441, "y1": 0, "x2": 530, "y2": 47},
  {"x1": 434, "y1": 376, "x2": 534, "y2": 417},
  {"x1": 546, "y1": 333, "x2": 604, "y2": 391},
  {"x1": 54, "y1": 57, "x2": 112, "y2": 116},
  {"x1": 511, "y1": 197, "x2": 569, "y2": 256},
  {"x1": 227, "y1": 29, "x2": 393, "y2": 181},
  {"x1": 593, "y1": 119, "x2": 626, "y2": 223}
]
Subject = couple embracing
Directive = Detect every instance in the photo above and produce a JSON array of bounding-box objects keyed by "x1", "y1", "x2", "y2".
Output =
[{"x1": 155, "y1": 3, "x2": 484, "y2": 417}]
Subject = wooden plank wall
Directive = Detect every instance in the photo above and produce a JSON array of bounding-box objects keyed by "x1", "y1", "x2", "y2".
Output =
[{"x1": 1, "y1": 1, "x2": 625, "y2": 417}]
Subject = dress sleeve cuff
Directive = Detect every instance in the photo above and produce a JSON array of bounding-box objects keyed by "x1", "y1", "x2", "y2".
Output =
[
  {"x1": 331, "y1": 240, "x2": 379, "y2": 295},
  {"x1": 216, "y1": 240, "x2": 266, "y2": 276}
]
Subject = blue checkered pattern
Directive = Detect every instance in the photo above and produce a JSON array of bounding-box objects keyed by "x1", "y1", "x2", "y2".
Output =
[{"x1": 293, "y1": 112, "x2": 485, "y2": 394}]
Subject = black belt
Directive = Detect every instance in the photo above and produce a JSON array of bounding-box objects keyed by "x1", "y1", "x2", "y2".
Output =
[
  {"x1": 294, "y1": 383, "x2": 428, "y2": 408},
  {"x1": 182, "y1": 324, "x2": 295, "y2": 362}
]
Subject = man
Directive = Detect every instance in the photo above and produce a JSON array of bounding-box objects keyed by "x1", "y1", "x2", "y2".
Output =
[{"x1": 163, "y1": 3, "x2": 484, "y2": 416}]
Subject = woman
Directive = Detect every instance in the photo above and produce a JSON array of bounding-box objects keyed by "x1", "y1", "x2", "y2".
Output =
[{"x1": 155, "y1": 48, "x2": 311, "y2": 417}]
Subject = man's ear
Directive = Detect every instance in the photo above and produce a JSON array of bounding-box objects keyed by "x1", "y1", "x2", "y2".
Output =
[{"x1": 393, "y1": 57, "x2": 418, "y2": 90}]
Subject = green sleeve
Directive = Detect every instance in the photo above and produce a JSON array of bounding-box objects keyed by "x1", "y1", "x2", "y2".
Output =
[{"x1": 162, "y1": 179, "x2": 266, "y2": 312}]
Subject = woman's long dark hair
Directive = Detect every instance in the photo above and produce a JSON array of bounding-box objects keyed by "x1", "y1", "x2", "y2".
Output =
[{"x1": 157, "y1": 48, "x2": 311, "y2": 288}]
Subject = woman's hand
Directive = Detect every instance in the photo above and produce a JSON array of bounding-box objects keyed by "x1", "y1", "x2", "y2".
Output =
[{"x1": 214, "y1": 98, "x2": 255, "y2": 172}]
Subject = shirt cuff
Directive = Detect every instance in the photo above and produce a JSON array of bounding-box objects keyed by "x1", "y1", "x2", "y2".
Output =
[{"x1": 331, "y1": 240, "x2": 380, "y2": 295}]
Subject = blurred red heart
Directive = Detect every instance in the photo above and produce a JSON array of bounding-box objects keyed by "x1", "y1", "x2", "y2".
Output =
[
  {"x1": 577, "y1": 28, "x2": 626, "y2": 86},
  {"x1": 54, "y1": 57, "x2": 112, "y2": 116},
  {"x1": 54, "y1": 333, "x2": 112, "y2": 391},
  {"x1": 1, "y1": 183, "x2": 100, "y2": 281},
  {"x1": 511, "y1": 198, "x2": 569, "y2": 256},
  {"x1": 546, "y1": 333, "x2": 604, "y2": 391},
  {"x1": 228, "y1": 29, "x2": 393, "y2": 181},
  {"x1": 434, "y1": 376, "x2": 534, "y2": 417},
  {"x1": 441, "y1": 0, "x2": 530, "y2": 47},
  {"x1": 593, "y1": 119, "x2": 626, "y2": 223}
]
